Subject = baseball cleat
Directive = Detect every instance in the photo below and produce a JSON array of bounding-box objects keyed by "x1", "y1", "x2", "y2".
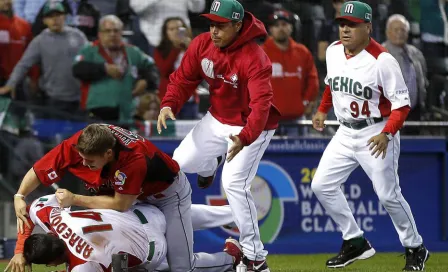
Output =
[
  {"x1": 326, "y1": 237, "x2": 376, "y2": 268},
  {"x1": 243, "y1": 257, "x2": 270, "y2": 272},
  {"x1": 197, "y1": 155, "x2": 225, "y2": 189},
  {"x1": 223, "y1": 237, "x2": 243, "y2": 269},
  {"x1": 403, "y1": 244, "x2": 430, "y2": 271}
]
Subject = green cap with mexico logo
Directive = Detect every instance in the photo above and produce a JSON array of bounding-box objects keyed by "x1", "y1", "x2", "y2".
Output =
[
  {"x1": 336, "y1": 1, "x2": 372, "y2": 23},
  {"x1": 200, "y1": 0, "x2": 244, "y2": 23}
]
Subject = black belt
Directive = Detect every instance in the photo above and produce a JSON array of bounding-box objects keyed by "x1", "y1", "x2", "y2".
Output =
[{"x1": 340, "y1": 117, "x2": 383, "y2": 130}]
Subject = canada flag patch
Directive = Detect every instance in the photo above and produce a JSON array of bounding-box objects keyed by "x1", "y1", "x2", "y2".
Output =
[{"x1": 46, "y1": 169, "x2": 58, "y2": 180}]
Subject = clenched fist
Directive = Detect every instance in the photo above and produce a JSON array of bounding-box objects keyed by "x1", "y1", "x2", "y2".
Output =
[
  {"x1": 56, "y1": 188, "x2": 75, "y2": 208},
  {"x1": 312, "y1": 111, "x2": 327, "y2": 132}
]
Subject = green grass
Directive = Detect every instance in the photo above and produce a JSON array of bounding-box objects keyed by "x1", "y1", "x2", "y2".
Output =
[{"x1": 0, "y1": 253, "x2": 446, "y2": 271}]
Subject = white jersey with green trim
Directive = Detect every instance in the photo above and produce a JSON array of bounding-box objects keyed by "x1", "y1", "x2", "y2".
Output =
[
  {"x1": 325, "y1": 39, "x2": 410, "y2": 122},
  {"x1": 28, "y1": 195, "x2": 166, "y2": 269}
]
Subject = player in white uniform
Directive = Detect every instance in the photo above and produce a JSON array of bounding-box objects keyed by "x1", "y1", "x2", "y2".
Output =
[
  {"x1": 311, "y1": 2, "x2": 429, "y2": 271},
  {"x1": 5, "y1": 195, "x2": 238, "y2": 272}
]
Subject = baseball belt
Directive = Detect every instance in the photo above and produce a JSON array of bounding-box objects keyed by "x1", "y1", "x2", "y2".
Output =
[{"x1": 339, "y1": 117, "x2": 384, "y2": 130}]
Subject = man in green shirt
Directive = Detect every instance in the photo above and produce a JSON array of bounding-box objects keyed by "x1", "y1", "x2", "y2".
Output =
[{"x1": 73, "y1": 15, "x2": 159, "y2": 123}]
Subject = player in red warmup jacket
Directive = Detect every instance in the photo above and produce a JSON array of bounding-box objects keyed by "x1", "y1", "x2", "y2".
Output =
[{"x1": 157, "y1": 1, "x2": 280, "y2": 270}]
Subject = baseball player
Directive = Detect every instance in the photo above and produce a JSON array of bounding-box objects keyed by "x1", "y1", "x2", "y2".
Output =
[
  {"x1": 311, "y1": 2, "x2": 429, "y2": 271},
  {"x1": 12, "y1": 124, "x2": 233, "y2": 272},
  {"x1": 157, "y1": 1, "x2": 280, "y2": 271},
  {"x1": 5, "y1": 194, "x2": 238, "y2": 272}
]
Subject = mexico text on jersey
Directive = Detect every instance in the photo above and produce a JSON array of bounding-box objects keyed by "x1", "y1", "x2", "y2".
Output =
[{"x1": 325, "y1": 39, "x2": 410, "y2": 122}]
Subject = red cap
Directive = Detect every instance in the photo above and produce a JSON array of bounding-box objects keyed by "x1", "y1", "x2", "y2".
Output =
[{"x1": 335, "y1": 15, "x2": 365, "y2": 23}]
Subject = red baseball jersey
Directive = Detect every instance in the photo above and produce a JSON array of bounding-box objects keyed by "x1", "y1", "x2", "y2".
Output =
[{"x1": 33, "y1": 125, "x2": 180, "y2": 198}]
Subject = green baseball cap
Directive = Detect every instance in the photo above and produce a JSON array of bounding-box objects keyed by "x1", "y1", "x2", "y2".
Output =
[
  {"x1": 336, "y1": 1, "x2": 372, "y2": 23},
  {"x1": 201, "y1": 0, "x2": 244, "y2": 23},
  {"x1": 42, "y1": 1, "x2": 66, "y2": 17}
]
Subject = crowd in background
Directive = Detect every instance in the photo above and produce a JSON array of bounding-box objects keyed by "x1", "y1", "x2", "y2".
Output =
[{"x1": 0, "y1": 0, "x2": 447, "y2": 194}]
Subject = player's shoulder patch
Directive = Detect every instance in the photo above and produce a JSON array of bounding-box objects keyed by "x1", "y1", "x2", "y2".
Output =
[{"x1": 365, "y1": 39, "x2": 388, "y2": 59}]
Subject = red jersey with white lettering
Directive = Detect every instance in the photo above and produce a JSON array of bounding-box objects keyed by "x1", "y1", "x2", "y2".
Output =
[
  {"x1": 33, "y1": 125, "x2": 180, "y2": 198},
  {"x1": 27, "y1": 195, "x2": 166, "y2": 271},
  {"x1": 324, "y1": 39, "x2": 410, "y2": 122}
]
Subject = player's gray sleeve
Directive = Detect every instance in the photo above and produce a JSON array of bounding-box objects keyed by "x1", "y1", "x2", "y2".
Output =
[
  {"x1": 6, "y1": 36, "x2": 41, "y2": 88},
  {"x1": 377, "y1": 53, "x2": 411, "y2": 110},
  {"x1": 191, "y1": 204, "x2": 234, "y2": 230}
]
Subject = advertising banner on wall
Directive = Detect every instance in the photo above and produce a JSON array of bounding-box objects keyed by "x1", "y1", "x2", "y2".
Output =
[{"x1": 181, "y1": 138, "x2": 448, "y2": 254}]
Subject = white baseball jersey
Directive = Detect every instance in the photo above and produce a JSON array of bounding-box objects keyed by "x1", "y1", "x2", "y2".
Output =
[
  {"x1": 325, "y1": 39, "x2": 410, "y2": 122},
  {"x1": 28, "y1": 195, "x2": 166, "y2": 271},
  {"x1": 311, "y1": 38, "x2": 423, "y2": 251}
]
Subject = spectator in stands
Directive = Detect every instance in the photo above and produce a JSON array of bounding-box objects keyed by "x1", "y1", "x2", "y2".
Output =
[
  {"x1": 13, "y1": 0, "x2": 46, "y2": 24},
  {"x1": 0, "y1": 1, "x2": 87, "y2": 114},
  {"x1": 420, "y1": 0, "x2": 448, "y2": 71},
  {"x1": 0, "y1": 0, "x2": 38, "y2": 98},
  {"x1": 383, "y1": 14, "x2": 428, "y2": 122},
  {"x1": 134, "y1": 92, "x2": 160, "y2": 121},
  {"x1": 154, "y1": 17, "x2": 198, "y2": 119},
  {"x1": 32, "y1": 0, "x2": 100, "y2": 41},
  {"x1": 318, "y1": 0, "x2": 345, "y2": 62},
  {"x1": 9, "y1": 128, "x2": 44, "y2": 190},
  {"x1": 129, "y1": 0, "x2": 205, "y2": 55},
  {"x1": 72, "y1": 15, "x2": 159, "y2": 123},
  {"x1": 263, "y1": 10, "x2": 319, "y2": 136}
]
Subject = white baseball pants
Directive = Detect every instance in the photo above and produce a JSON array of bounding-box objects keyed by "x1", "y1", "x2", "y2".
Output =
[
  {"x1": 174, "y1": 112, "x2": 274, "y2": 261},
  {"x1": 311, "y1": 120, "x2": 423, "y2": 248}
]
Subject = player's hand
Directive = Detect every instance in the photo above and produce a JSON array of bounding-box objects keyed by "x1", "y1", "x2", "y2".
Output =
[
  {"x1": 14, "y1": 197, "x2": 30, "y2": 234},
  {"x1": 157, "y1": 107, "x2": 176, "y2": 134},
  {"x1": 227, "y1": 134, "x2": 243, "y2": 162},
  {"x1": 105, "y1": 63, "x2": 123, "y2": 79},
  {"x1": 56, "y1": 188, "x2": 75, "y2": 208},
  {"x1": 4, "y1": 253, "x2": 31, "y2": 272},
  {"x1": 312, "y1": 111, "x2": 327, "y2": 131},
  {"x1": 367, "y1": 133, "x2": 389, "y2": 159}
]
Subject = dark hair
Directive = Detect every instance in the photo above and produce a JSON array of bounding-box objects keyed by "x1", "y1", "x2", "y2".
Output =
[
  {"x1": 23, "y1": 234, "x2": 66, "y2": 265},
  {"x1": 156, "y1": 17, "x2": 190, "y2": 58},
  {"x1": 76, "y1": 124, "x2": 116, "y2": 155}
]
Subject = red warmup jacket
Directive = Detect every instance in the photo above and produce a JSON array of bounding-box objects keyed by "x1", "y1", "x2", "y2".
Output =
[
  {"x1": 161, "y1": 12, "x2": 281, "y2": 146},
  {"x1": 262, "y1": 37, "x2": 319, "y2": 120},
  {"x1": 0, "y1": 14, "x2": 38, "y2": 81},
  {"x1": 33, "y1": 125, "x2": 180, "y2": 199}
]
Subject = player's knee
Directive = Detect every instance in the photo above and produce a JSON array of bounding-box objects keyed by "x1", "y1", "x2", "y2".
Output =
[
  {"x1": 173, "y1": 152, "x2": 194, "y2": 172},
  {"x1": 221, "y1": 176, "x2": 240, "y2": 193},
  {"x1": 377, "y1": 191, "x2": 398, "y2": 207},
  {"x1": 311, "y1": 179, "x2": 324, "y2": 195}
]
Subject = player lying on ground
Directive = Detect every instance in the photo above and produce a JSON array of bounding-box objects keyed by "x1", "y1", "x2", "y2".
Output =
[
  {"x1": 311, "y1": 1, "x2": 429, "y2": 271},
  {"x1": 13, "y1": 123, "x2": 234, "y2": 271},
  {"x1": 5, "y1": 194, "x2": 242, "y2": 272}
]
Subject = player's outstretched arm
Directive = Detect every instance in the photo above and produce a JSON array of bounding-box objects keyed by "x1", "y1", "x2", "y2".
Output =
[{"x1": 14, "y1": 168, "x2": 41, "y2": 233}]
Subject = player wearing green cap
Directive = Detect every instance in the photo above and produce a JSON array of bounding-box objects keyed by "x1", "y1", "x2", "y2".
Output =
[
  {"x1": 312, "y1": 1, "x2": 429, "y2": 270},
  {"x1": 158, "y1": 0, "x2": 280, "y2": 271}
]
